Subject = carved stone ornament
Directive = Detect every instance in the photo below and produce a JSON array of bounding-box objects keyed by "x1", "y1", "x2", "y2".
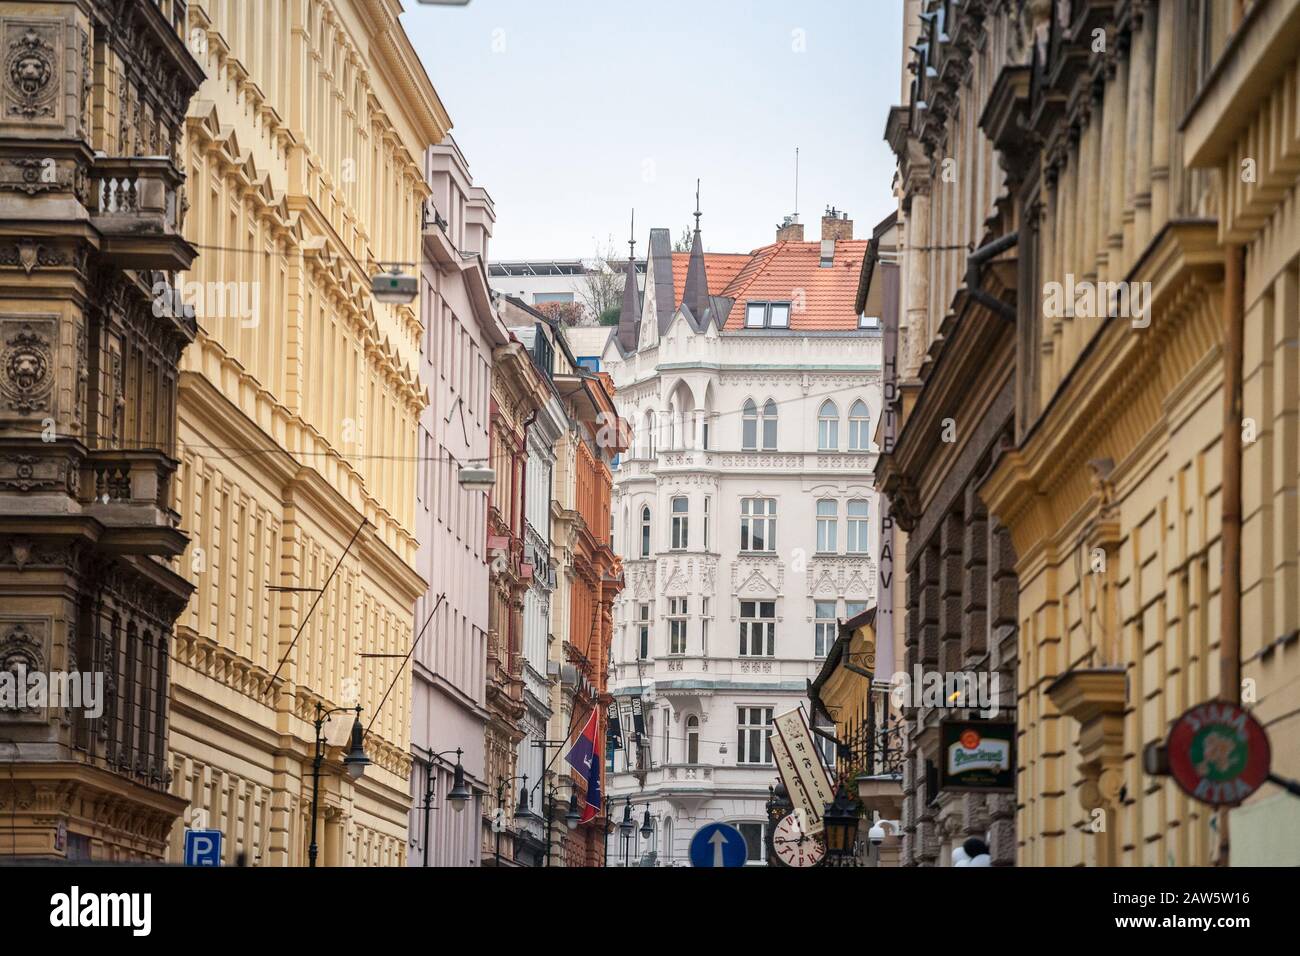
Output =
[
  {"x1": 0, "y1": 620, "x2": 46, "y2": 717},
  {"x1": 5, "y1": 24, "x2": 58, "y2": 120},
  {"x1": 0, "y1": 319, "x2": 54, "y2": 413}
]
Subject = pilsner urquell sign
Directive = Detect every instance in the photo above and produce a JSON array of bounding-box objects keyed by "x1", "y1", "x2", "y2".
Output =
[{"x1": 939, "y1": 720, "x2": 1015, "y2": 793}]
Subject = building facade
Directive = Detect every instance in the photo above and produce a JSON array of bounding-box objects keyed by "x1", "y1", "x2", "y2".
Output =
[
  {"x1": 410, "y1": 139, "x2": 502, "y2": 868},
  {"x1": 601, "y1": 211, "x2": 882, "y2": 866},
  {"x1": 881, "y1": 0, "x2": 1300, "y2": 868},
  {"x1": 166, "y1": 0, "x2": 442, "y2": 865},
  {"x1": 0, "y1": 0, "x2": 203, "y2": 861}
]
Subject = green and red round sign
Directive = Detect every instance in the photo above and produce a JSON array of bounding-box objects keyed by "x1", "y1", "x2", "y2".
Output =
[{"x1": 1166, "y1": 701, "x2": 1270, "y2": 807}]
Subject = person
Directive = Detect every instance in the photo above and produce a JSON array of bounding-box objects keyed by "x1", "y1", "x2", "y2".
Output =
[{"x1": 952, "y1": 837, "x2": 992, "y2": 867}]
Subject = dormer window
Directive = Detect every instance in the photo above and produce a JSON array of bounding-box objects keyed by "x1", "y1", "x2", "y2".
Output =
[
  {"x1": 745, "y1": 302, "x2": 791, "y2": 329},
  {"x1": 859, "y1": 313, "x2": 879, "y2": 329}
]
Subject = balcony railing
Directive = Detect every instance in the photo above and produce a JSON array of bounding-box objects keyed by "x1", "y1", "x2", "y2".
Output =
[{"x1": 89, "y1": 156, "x2": 194, "y2": 271}]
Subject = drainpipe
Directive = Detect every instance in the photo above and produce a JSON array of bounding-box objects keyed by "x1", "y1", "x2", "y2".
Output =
[
  {"x1": 1219, "y1": 243, "x2": 1245, "y2": 867},
  {"x1": 965, "y1": 232, "x2": 1019, "y2": 322}
]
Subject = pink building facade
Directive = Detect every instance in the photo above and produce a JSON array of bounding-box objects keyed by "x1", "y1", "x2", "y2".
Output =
[{"x1": 411, "y1": 140, "x2": 506, "y2": 866}]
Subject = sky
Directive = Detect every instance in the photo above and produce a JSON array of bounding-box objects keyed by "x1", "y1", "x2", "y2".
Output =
[{"x1": 402, "y1": 0, "x2": 904, "y2": 261}]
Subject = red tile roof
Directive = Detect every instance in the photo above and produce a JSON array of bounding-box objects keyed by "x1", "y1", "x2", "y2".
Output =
[
  {"x1": 670, "y1": 252, "x2": 751, "y2": 308},
  {"x1": 719, "y1": 239, "x2": 870, "y2": 330}
]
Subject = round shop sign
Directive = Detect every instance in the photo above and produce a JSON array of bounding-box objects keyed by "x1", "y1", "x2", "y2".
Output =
[{"x1": 1166, "y1": 701, "x2": 1270, "y2": 807}]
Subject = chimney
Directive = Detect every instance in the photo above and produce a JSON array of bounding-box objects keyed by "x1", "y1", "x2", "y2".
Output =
[
  {"x1": 821, "y1": 206, "x2": 854, "y2": 241},
  {"x1": 776, "y1": 215, "x2": 804, "y2": 242}
]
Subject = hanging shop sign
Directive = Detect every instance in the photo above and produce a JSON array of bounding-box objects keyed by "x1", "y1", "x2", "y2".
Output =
[
  {"x1": 1166, "y1": 700, "x2": 1270, "y2": 807},
  {"x1": 771, "y1": 706, "x2": 837, "y2": 835},
  {"x1": 939, "y1": 719, "x2": 1015, "y2": 793}
]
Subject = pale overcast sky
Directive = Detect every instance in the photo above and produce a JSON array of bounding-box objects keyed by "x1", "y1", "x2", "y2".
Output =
[{"x1": 402, "y1": 0, "x2": 903, "y2": 261}]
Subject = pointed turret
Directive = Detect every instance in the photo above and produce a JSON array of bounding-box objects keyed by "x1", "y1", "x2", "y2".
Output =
[
  {"x1": 616, "y1": 209, "x2": 641, "y2": 353},
  {"x1": 681, "y1": 180, "x2": 710, "y2": 322}
]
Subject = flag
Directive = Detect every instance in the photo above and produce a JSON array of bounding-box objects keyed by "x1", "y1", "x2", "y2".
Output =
[
  {"x1": 581, "y1": 726, "x2": 603, "y2": 823},
  {"x1": 565, "y1": 707, "x2": 599, "y2": 778}
]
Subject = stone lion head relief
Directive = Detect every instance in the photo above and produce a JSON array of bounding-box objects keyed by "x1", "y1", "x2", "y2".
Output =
[
  {"x1": 5, "y1": 24, "x2": 59, "y2": 121},
  {"x1": 0, "y1": 320, "x2": 55, "y2": 414}
]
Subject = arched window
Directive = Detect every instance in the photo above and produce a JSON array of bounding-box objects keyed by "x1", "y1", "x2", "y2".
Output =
[
  {"x1": 762, "y1": 400, "x2": 778, "y2": 450},
  {"x1": 687, "y1": 715, "x2": 700, "y2": 764},
  {"x1": 742, "y1": 399, "x2": 758, "y2": 450},
  {"x1": 849, "y1": 400, "x2": 870, "y2": 451},
  {"x1": 664, "y1": 817, "x2": 674, "y2": 863},
  {"x1": 646, "y1": 411, "x2": 657, "y2": 458},
  {"x1": 640, "y1": 506, "x2": 651, "y2": 557},
  {"x1": 818, "y1": 400, "x2": 839, "y2": 451}
]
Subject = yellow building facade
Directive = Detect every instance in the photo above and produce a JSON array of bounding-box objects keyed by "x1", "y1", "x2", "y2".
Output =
[
  {"x1": 164, "y1": 0, "x2": 447, "y2": 865},
  {"x1": 979, "y1": 0, "x2": 1300, "y2": 867}
]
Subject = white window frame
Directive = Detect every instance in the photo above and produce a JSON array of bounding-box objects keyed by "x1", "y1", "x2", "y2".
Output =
[
  {"x1": 762, "y1": 399, "x2": 778, "y2": 450},
  {"x1": 847, "y1": 499, "x2": 869, "y2": 554},
  {"x1": 742, "y1": 399, "x2": 758, "y2": 450},
  {"x1": 739, "y1": 600, "x2": 776, "y2": 657},
  {"x1": 640, "y1": 505, "x2": 651, "y2": 558},
  {"x1": 703, "y1": 496, "x2": 711, "y2": 551},
  {"x1": 668, "y1": 597, "x2": 688, "y2": 655},
  {"x1": 736, "y1": 707, "x2": 774, "y2": 765},
  {"x1": 849, "y1": 400, "x2": 871, "y2": 451},
  {"x1": 818, "y1": 400, "x2": 839, "y2": 451},
  {"x1": 815, "y1": 600, "x2": 837, "y2": 658},
  {"x1": 670, "y1": 496, "x2": 689, "y2": 550},
  {"x1": 740, "y1": 498, "x2": 777, "y2": 553},
  {"x1": 816, "y1": 499, "x2": 838, "y2": 553},
  {"x1": 637, "y1": 603, "x2": 650, "y2": 659}
]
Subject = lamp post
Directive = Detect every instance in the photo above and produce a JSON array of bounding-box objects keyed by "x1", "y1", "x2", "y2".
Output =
[
  {"x1": 418, "y1": 747, "x2": 469, "y2": 867},
  {"x1": 493, "y1": 774, "x2": 530, "y2": 867},
  {"x1": 309, "y1": 703, "x2": 369, "y2": 868},
  {"x1": 618, "y1": 797, "x2": 634, "y2": 867},
  {"x1": 529, "y1": 778, "x2": 583, "y2": 867},
  {"x1": 821, "y1": 782, "x2": 862, "y2": 866}
]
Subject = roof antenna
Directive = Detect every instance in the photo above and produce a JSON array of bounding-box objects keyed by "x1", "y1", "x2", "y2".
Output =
[{"x1": 794, "y1": 146, "x2": 800, "y2": 222}]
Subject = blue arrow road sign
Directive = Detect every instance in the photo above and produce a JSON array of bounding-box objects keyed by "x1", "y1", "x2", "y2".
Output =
[
  {"x1": 184, "y1": 829, "x2": 223, "y2": 866},
  {"x1": 689, "y1": 822, "x2": 748, "y2": 868}
]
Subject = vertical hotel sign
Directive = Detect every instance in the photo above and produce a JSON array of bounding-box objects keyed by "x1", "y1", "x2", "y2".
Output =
[
  {"x1": 771, "y1": 707, "x2": 837, "y2": 835},
  {"x1": 876, "y1": 259, "x2": 900, "y2": 680}
]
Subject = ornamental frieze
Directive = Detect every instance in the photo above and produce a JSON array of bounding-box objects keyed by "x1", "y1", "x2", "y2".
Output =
[{"x1": 4, "y1": 22, "x2": 59, "y2": 122}]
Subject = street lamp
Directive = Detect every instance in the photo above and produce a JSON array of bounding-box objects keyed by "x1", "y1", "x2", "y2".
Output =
[
  {"x1": 565, "y1": 791, "x2": 582, "y2": 830},
  {"x1": 493, "y1": 774, "x2": 529, "y2": 867},
  {"x1": 309, "y1": 703, "x2": 368, "y2": 868},
  {"x1": 619, "y1": 797, "x2": 634, "y2": 867},
  {"x1": 822, "y1": 782, "x2": 862, "y2": 860},
  {"x1": 419, "y1": 747, "x2": 467, "y2": 867},
  {"x1": 640, "y1": 805, "x2": 654, "y2": 839}
]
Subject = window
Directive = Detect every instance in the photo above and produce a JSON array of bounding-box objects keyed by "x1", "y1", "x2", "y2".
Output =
[
  {"x1": 668, "y1": 597, "x2": 687, "y2": 655},
  {"x1": 737, "y1": 821, "x2": 768, "y2": 863},
  {"x1": 663, "y1": 710, "x2": 670, "y2": 763},
  {"x1": 744, "y1": 302, "x2": 793, "y2": 329},
  {"x1": 847, "y1": 500, "x2": 869, "y2": 554},
  {"x1": 762, "y1": 400, "x2": 778, "y2": 450},
  {"x1": 686, "y1": 715, "x2": 700, "y2": 763},
  {"x1": 818, "y1": 401, "x2": 839, "y2": 451},
  {"x1": 815, "y1": 600, "x2": 837, "y2": 658},
  {"x1": 701, "y1": 597, "x2": 710, "y2": 655},
  {"x1": 737, "y1": 707, "x2": 774, "y2": 765},
  {"x1": 859, "y1": 313, "x2": 879, "y2": 329},
  {"x1": 637, "y1": 603, "x2": 650, "y2": 659},
  {"x1": 670, "y1": 496, "x2": 689, "y2": 550},
  {"x1": 849, "y1": 400, "x2": 871, "y2": 451},
  {"x1": 742, "y1": 400, "x2": 758, "y2": 450},
  {"x1": 814, "y1": 722, "x2": 838, "y2": 767},
  {"x1": 740, "y1": 498, "x2": 777, "y2": 552},
  {"x1": 646, "y1": 412, "x2": 657, "y2": 458},
  {"x1": 739, "y1": 600, "x2": 776, "y2": 657},
  {"x1": 816, "y1": 499, "x2": 838, "y2": 553},
  {"x1": 845, "y1": 600, "x2": 868, "y2": 620},
  {"x1": 703, "y1": 497, "x2": 711, "y2": 551},
  {"x1": 640, "y1": 506, "x2": 651, "y2": 558},
  {"x1": 702, "y1": 418, "x2": 711, "y2": 449}
]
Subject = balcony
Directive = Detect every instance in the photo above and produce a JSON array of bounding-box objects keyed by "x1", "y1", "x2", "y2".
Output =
[
  {"x1": 78, "y1": 449, "x2": 187, "y2": 557},
  {"x1": 89, "y1": 156, "x2": 195, "y2": 271}
]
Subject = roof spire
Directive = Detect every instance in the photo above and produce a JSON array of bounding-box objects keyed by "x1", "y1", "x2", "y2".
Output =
[
  {"x1": 682, "y1": 181, "x2": 710, "y2": 322},
  {"x1": 616, "y1": 208, "x2": 641, "y2": 352}
]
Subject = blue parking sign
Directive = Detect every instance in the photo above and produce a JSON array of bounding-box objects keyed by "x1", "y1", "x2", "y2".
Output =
[{"x1": 184, "y1": 829, "x2": 223, "y2": 866}]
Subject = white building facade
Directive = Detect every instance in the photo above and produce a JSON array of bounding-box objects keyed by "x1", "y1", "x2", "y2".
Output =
[{"x1": 600, "y1": 216, "x2": 882, "y2": 865}]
